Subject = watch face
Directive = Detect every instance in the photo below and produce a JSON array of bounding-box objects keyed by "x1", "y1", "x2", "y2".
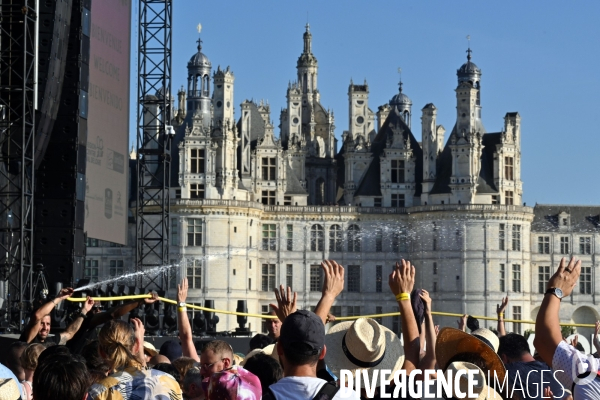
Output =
[
  {"x1": 555, "y1": 288, "x2": 563, "y2": 298},
  {"x1": 179, "y1": 302, "x2": 186, "y2": 307}
]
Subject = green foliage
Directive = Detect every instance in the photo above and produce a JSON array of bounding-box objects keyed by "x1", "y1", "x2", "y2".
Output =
[{"x1": 560, "y1": 325, "x2": 575, "y2": 338}]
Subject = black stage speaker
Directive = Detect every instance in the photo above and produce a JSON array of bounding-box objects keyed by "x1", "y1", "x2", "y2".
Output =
[{"x1": 34, "y1": 0, "x2": 91, "y2": 289}]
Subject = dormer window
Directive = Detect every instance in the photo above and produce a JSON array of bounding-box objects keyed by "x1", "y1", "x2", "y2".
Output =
[
  {"x1": 262, "y1": 157, "x2": 276, "y2": 180},
  {"x1": 190, "y1": 149, "x2": 205, "y2": 173},
  {"x1": 391, "y1": 160, "x2": 405, "y2": 183},
  {"x1": 562, "y1": 218, "x2": 568, "y2": 226}
]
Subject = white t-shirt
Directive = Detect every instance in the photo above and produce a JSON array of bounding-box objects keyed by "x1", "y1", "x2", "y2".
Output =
[
  {"x1": 269, "y1": 376, "x2": 360, "y2": 400},
  {"x1": 552, "y1": 340, "x2": 600, "y2": 398}
]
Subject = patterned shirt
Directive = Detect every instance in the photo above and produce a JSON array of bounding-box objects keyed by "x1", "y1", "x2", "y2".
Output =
[
  {"x1": 87, "y1": 365, "x2": 182, "y2": 400},
  {"x1": 552, "y1": 340, "x2": 600, "y2": 398}
]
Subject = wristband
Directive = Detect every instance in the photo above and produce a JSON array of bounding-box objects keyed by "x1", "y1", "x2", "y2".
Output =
[
  {"x1": 178, "y1": 306, "x2": 187, "y2": 312},
  {"x1": 498, "y1": 312, "x2": 504, "y2": 318},
  {"x1": 395, "y1": 293, "x2": 410, "y2": 302}
]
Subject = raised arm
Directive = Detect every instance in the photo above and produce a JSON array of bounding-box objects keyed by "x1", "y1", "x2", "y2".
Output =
[
  {"x1": 389, "y1": 260, "x2": 420, "y2": 375},
  {"x1": 59, "y1": 296, "x2": 94, "y2": 344},
  {"x1": 593, "y1": 321, "x2": 600, "y2": 354},
  {"x1": 177, "y1": 278, "x2": 199, "y2": 362},
  {"x1": 314, "y1": 260, "x2": 345, "y2": 325},
  {"x1": 496, "y1": 295, "x2": 509, "y2": 337},
  {"x1": 534, "y1": 257, "x2": 581, "y2": 366},
  {"x1": 418, "y1": 289, "x2": 437, "y2": 371},
  {"x1": 21, "y1": 287, "x2": 74, "y2": 343}
]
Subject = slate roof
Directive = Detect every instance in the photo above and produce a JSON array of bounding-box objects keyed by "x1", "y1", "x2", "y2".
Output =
[
  {"x1": 285, "y1": 163, "x2": 307, "y2": 195},
  {"x1": 429, "y1": 123, "x2": 499, "y2": 195},
  {"x1": 353, "y1": 109, "x2": 423, "y2": 197},
  {"x1": 532, "y1": 205, "x2": 600, "y2": 233}
]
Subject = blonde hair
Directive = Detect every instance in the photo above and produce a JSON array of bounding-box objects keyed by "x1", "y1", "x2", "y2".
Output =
[
  {"x1": 98, "y1": 319, "x2": 143, "y2": 371},
  {"x1": 20, "y1": 343, "x2": 45, "y2": 370}
]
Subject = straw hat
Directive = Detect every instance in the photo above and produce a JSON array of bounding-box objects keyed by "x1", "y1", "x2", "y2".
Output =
[
  {"x1": 325, "y1": 318, "x2": 404, "y2": 386},
  {"x1": 0, "y1": 378, "x2": 22, "y2": 400},
  {"x1": 431, "y1": 362, "x2": 503, "y2": 400},
  {"x1": 143, "y1": 341, "x2": 158, "y2": 357},
  {"x1": 240, "y1": 343, "x2": 279, "y2": 366},
  {"x1": 436, "y1": 327, "x2": 505, "y2": 383}
]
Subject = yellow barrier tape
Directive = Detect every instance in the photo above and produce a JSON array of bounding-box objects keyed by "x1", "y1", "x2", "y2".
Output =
[{"x1": 66, "y1": 295, "x2": 595, "y2": 328}]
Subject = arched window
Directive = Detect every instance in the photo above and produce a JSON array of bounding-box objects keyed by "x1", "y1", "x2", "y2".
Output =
[
  {"x1": 329, "y1": 225, "x2": 342, "y2": 252},
  {"x1": 310, "y1": 224, "x2": 324, "y2": 252},
  {"x1": 202, "y1": 74, "x2": 210, "y2": 96},
  {"x1": 316, "y1": 177, "x2": 325, "y2": 205},
  {"x1": 303, "y1": 72, "x2": 308, "y2": 92},
  {"x1": 348, "y1": 224, "x2": 361, "y2": 252}
]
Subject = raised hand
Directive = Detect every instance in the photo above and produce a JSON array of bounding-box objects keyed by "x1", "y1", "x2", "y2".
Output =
[
  {"x1": 144, "y1": 291, "x2": 159, "y2": 304},
  {"x1": 434, "y1": 325, "x2": 440, "y2": 336},
  {"x1": 420, "y1": 289, "x2": 432, "y2": 312},
  {"x1": 457, "y1": 314, "x2": 468, "y2": 332},
  {"x1": 57, "y1": 287, "x2": 74, "y2": 300},
  {"x1": 388, "y1": 260, "x2": 415, "y2": 296},
  {"x1": 177, "y1": 278, "x2": 188, "y2": 304},
  {"x1": 497, "y1": 295, "x2": 509, "y2": 316},
  {"x1": 83, "y1": 296, "x2": 95, "y2": 313},
  {"x1": 548, "y1": 257, "x2": 581, "y2": 297},
  {"x1": 269, "y1": 285, "x2": 297, "y2": 322},
  {"x1": 321, "y1": 260, "x2": 345, "y2": 299},
  {"x1": 131, "y1": 317, "x2": 145, "y2": 344},
  {"x1": 326, "y1": 313, "x2": 336, "y2": 323},
  {"x1": 570, "y1": 335, "x2": 579, "y2": 348}
]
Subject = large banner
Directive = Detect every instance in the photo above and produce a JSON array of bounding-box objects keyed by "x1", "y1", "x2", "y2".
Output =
[{"x1": 85, "y1": 0, "x2": 131, "y2": 244}]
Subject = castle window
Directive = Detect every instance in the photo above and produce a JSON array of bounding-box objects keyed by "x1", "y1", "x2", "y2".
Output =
[
  {"x1": 374, "y1": 197, "x2": 382, "y2": 207},
  {"x1": 512, "y1": 225, "x2": 521, "y2": 251},
  {"x1": 187, "y1": 219, "x2": 203, "y2": 246},
  {"x1": 347, "y1": 265, "x2": 361, "y2": 293},
  {"x1": 391, "y1": 194, "x2": 405, "y2": 207},
  {"x1": 284, "y1": 196, "x2": 292, "y2": 206},
  {"x1": 310, "y1": 224, "x2": 324, "y2": 252},
  {"x1": 375, "y1": 229, "x2": 383, "y2": 252},
  {"x1": 261, "y1": 264, "x2": 276, "y2": 292},
  {"x1": 492, "y1": 195, "x2": 500, "y2": 204},
  {"x1": 512, "y1": 306, "x2": 522, "y2": 335},
  {"x1": 504, "y1": 157, "x2": 514, "y2": 180},
  {"x1": 171, "y1": 218, "x2": 179, "y2": 246},
  {"x1": 499, "y1": 264, "x2": 505, "y2": 292},
  {"x1": 560, "y1": 237, "x2": 570, "y2": 254},
  {"x1": 190, "y1": 184, "x2": 205, "y2": 199},
  {"x1": 262, "y1": 224, "x2": 277, "y2": 251},
  {"x1": 348, "y1": 225, "x2": 361, "y2": 252},
  {"x1": 329, "y1": 225, "x2": 343, "y2": 252},
  {"x1": 187, "y1": 259, "x2": 202, "y2": 289},
  {"x1": 580, "y1": 237, "x2": 592, "y2": 255},
  {"x1": 512, "y1": 264, "x2": 521, "y2": 293},
  {"x1": 310, "y1": 265, "x2": 321, "y2": 292},
  {"x1": 262, "y1": 157, "x2": 276, "y2": 181},
  {"x1": 391, "y1": 160, "x2": 405, "y2": 183},
  {"x1": 376, "y1": 265, "x2": 382, "y2": 293},
  {"x1": 505, "y1": 191, "x2": 514, "y2": 205},
  {"x1": 286, "y1": 225, "x2": 293, "y2": 251},
  {"x1": 538, "y1": 236, "x2": 550, "y2": 254},
  {"x1": 190, "y1": 149, "x2": 205, "y2": 174},
  {"x1": 286, "y1": 264, "x2": 293, "y2": 289},
  {"x1": 538, "y1": 266, "x2": 550, "y2": 294},
  {"x1": 261, "y1": 190, "x2": 276, "y2": 205},
  {"x1": 580, "y1": 267, "x2": 592, "y2": 294},
  {"x1": 499, "y1": 224, "x2": 506, "y2": 250}
]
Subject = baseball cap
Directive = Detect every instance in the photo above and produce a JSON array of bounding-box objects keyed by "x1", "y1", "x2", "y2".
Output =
[
  {"x1": 279, "y1": 310, "x2": 324, "y2": 355},
  {"x1": 159, "y1": 340, "x2": 183, "y2": 362}
]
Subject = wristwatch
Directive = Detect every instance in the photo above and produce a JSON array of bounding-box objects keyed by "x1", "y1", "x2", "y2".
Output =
[
  {"x1": 178, "y1": 302, "x2": 186, "y2": 308},
  {"x1": 545, "y1": 287, "x2": 564, "y2": 300}
]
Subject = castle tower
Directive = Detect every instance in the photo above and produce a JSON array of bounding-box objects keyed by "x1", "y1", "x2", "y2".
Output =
[
  {"x1": 389, "y1": 81, "x2": 412, "y2": 129},
  {"x1": 348, "y1": 80, "x2": 375, "y2": 145},
  {"x1": 297, "y1": 24, "x2": 318, "y2": 97},
  {"x1": 186, "y1": 38, "x2": 212, "y2": 128},
  {"x1": 213, "y1": 66, "x2": 234, "y2": 126},
  {"x1": 420, "y1": 103, "x2": 445, "y2": 204},
  {"x1": 449, "y1": 48, "x2": 484, "y2": 204}
]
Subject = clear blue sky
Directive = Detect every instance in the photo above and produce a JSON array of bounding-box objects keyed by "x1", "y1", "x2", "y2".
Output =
[{"x1": 129, "y1": 1, "x2": 600, "y2": 206}]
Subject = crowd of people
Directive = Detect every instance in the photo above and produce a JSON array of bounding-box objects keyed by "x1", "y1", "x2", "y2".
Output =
[{"x1": 0, "y1": 256, "x2": 597, "y2": 399}]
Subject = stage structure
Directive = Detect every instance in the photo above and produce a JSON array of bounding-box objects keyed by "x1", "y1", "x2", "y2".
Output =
[
  {"x1": 0, "y1": 0, "x2": 37, "y2": 329},
  {"x1": 136, "y1": 0, "x2": 173, "y2": 290}
]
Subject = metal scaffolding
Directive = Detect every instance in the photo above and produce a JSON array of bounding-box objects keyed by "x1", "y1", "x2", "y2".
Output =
[
  {"x1": 136, "y1": 0, "x2": 172, "y2": 290},
  {"x1": 0, "y1": 0, "x2": 37, "y2": 329}
]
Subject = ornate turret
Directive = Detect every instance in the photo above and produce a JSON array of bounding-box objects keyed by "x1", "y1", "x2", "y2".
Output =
[
  {"x1": 187, "y1": 38, "x2": 212, "y2": 123},
  {"x1": 390, "y1": 81, "x2": 412, "y2": 128}
]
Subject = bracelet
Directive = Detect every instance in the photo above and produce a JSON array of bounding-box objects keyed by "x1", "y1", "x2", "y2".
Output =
[
  {"x1": 498, "y1": 313, "x2": 504, "y2": 318},
  {"x1": 178, "y1": 306, "x2": 186, "y2": 312},
  {"x1": 51, "y1": 299, "x2": 57, "y2": 306},
  {"x1": 395, "y1": 293, "x2": 410, "y2": 302}
]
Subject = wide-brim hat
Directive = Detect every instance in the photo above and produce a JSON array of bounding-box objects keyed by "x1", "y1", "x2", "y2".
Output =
[
  {"x1": 431, "y1": 362, "x2": 503, "y2": 400},
  {"x1": 0, "y1": 378, "x2": 22, "y2": 400},
  {"x1": 436, "y1": 327, "x2": 505, "y2": 383},
  {"x1": 325, "y1": 318, "x2": 404, "y2": 386},
  {"x1": 240, "y1": 343, "x2": 279, "y2": 366},
  {"x1": 143, "y1": 341, "x2": 158, "y2": 357}
]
